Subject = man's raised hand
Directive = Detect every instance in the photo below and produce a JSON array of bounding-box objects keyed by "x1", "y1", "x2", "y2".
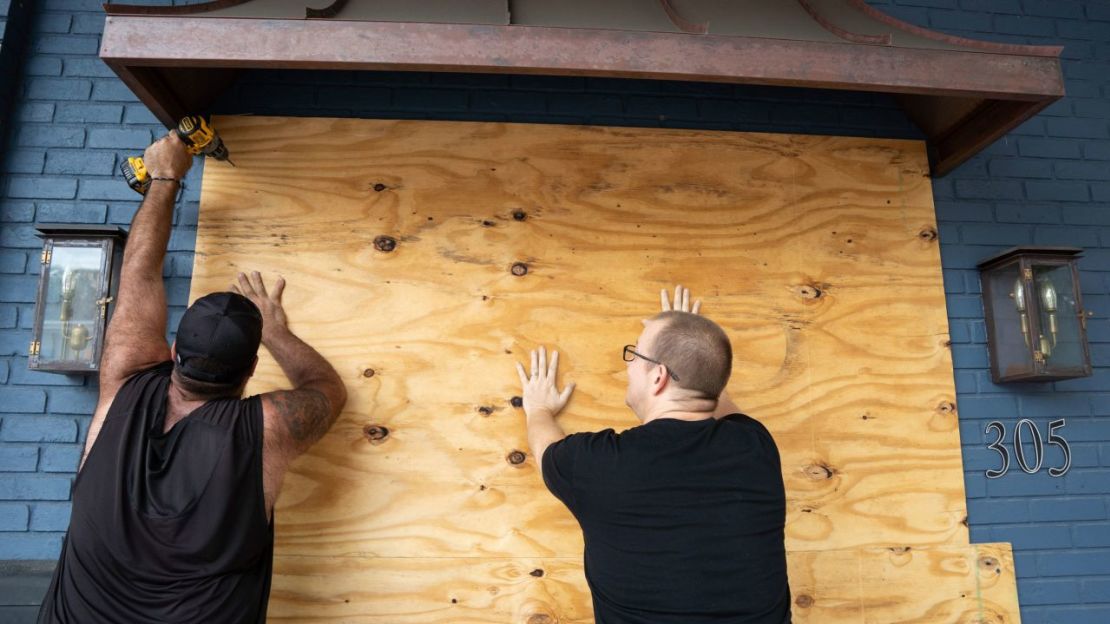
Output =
[
  {"x1": 661, "y1": 284, "x2": 702, "y2": 314},
  {"x1": 515, "y1": 346, "x2": 575, "y2": 419},
  {"x1": 143, "y1": 132, "x2": 193, "y2": 181},
  {"x1": 232, "y1": 271, "x2": 289, "y2": 344}
]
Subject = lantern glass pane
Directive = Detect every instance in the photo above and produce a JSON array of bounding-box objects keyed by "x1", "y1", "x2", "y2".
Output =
[
  {"x1": 40, "y1": 242, "x2": 105, "y2": 368},
  {"x1": 984, "y1": 261, "x2": 1033, "y2": 377},
  {"x1": 1032, "y1": 264, "x2": 1084, "y2": 372}
]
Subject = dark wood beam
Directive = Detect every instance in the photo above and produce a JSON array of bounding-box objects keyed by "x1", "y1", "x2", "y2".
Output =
[
  {"x1": 98, "y1": 14, "x2": 1065, "y2": 175},
  {"x1": 923, "y1": 99, "x2": 1052, "y2": 177},
  {"x1": 100, "y1": 61, "x2": 188, "y2": 127},
  {"x1": 101, "y1": 60, "x2": 239, "y2": 128},
  {"x1": 100, "y1": 17, "x2": 1063, "y2": 100}
]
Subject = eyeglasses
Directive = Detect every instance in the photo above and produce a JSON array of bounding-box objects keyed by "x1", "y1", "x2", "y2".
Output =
[{"x1": 622, "y1": 345, "x2": 680, "y2": 381}]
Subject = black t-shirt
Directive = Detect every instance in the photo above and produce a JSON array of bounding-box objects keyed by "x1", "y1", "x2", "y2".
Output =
[
  {"x1": 38, "y1": 362, "x2": 273, "y2": 624},
  {"x1": 542, "y1": 414, "x2": 791, "y2": 624}
]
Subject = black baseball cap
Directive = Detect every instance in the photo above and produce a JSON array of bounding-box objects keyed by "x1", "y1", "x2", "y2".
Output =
[{"x1": 174, "y1": 292, "x2": 262, "y2": 384}]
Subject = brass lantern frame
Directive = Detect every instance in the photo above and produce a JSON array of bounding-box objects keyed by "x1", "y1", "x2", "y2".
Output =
[
  {"x1": 977, "y1": 246, "x2": 1091, "y2": 383},
  {"x1": 29, "y1": 224, "x2": 128, "y2": 374}
]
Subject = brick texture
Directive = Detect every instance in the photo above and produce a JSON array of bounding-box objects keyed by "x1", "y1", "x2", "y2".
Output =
[
  {"x1": 867, "y1": 3, "x2": 1110, "y2": 623},
  {"x1": 0, "y1": 1, "x2": 1107, "y2": 622}
]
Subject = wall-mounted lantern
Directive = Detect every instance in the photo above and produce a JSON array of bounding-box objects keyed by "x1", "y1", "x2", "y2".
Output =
[
  {"x1": 978, "y1": 247, "x2": 1091, "y2": 383},
  {"x1": 29, "y1": 224, "x2": 127, "y2": 374}
]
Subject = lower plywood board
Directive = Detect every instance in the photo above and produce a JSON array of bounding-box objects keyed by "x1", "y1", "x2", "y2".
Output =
[{"x1": 268, "y1": 543, "x2": 1019, "y2": 623}]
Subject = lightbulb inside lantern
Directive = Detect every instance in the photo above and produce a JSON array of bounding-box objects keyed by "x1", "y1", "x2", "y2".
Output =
[
  {"x1": 1039, "y1": 278, "x2": 1057, "y2": 312},
  {"x1": 1013, "y1": 278, "x2": 1026, "y2": 312}
]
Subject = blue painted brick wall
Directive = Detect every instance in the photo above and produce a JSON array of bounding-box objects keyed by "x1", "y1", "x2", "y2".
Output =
[
  {"x1": 0, "y1": 0, "x2": 202, "y2": 562},
  {"x1": 867, "y1": 3, "x2": 1110, "y2": 623},
  {"x1": 0, "y1": 1, "x2": 1108, "y2": 621}
]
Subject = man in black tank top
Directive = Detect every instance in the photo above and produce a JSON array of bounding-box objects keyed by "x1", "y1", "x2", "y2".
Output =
[
  {"x1": 514, "y1": 286, "x2": 791, "y2": 623},
  {"x1": 38, "y1": 134, "x2": 348, "y2": 623}
]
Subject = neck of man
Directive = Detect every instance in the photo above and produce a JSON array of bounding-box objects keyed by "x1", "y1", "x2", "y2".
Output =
[
  {"x1": 639, "y1": 395, "x2": 718, "y2": 425},
  {"x1": 164, "y1": 382, "x2": 207, "y2": 429},
  {"x1": 167, "y1": 372, "x2": 241, "y2": 409},
  {"x1": 168, "y1": 381, "x2": 212, "y2": 405}
]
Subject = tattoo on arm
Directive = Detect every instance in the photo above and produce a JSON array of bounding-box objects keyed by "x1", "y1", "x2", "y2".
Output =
[{"x1": 267, "y1": 389, "x2": 335, "y2": 452}]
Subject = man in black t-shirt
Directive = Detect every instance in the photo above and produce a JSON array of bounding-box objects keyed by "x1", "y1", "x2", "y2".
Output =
[{"x1": 515, "y1": 286, "x2": 791, "y2": 624}]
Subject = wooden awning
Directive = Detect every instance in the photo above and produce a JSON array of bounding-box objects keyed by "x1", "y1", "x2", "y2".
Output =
[{"x1": 99, "y1": 0, "x2": 1064, "y2": 176}]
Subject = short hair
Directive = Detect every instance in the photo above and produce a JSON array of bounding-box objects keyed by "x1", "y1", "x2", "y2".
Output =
[{"x1": 648, "y1": 311, "x2": 732, "y2": 399}]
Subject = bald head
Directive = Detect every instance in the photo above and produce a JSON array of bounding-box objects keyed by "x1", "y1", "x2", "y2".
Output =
[{"x1": 647, "y1": 311, "x2": 732, "y2": 399}]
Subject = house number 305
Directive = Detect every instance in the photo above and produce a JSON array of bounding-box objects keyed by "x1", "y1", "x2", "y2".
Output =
[{"x1": 985, "y1": 419, "x2": 1071, "y2": 479}]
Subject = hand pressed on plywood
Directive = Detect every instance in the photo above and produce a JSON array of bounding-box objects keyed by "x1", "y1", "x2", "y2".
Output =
[
  {"x1": 515, "y1": 346, "x2": 576, "y2": 472},
  {"x1": 515, "y1": 346, "x2": 576, "y2": 420},
  {"x1": 232, "y1": 271, "x2": 289, "y2": 345}
]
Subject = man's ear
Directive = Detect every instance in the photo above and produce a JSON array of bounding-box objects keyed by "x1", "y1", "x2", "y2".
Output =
[
  {"x1": 170, "y1": 341, "x2": 177, "y2": 361},
  {"x1": 650, "y1": 364, "x2": 669, "y2": 396}
]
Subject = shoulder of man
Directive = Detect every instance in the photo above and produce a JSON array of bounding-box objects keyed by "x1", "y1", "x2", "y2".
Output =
[
  {"x1": 721, "y1": 412, "x2": 769, "y2": 432},
  {"x1": 116, "y1": 360, "x2": 174, "y2": 396},
  {"x1": 541, "y1": 429, "x2": 618, "y2": 508},
  {"x1": 720, "y1": 413, "x2": 781, "y2": 454},
  {"x1": 544, "y1": 428, "x2": 619, "y2": 466},
  {"x1": 137, "y1": 360, "x2": 174, "y2": 379}
]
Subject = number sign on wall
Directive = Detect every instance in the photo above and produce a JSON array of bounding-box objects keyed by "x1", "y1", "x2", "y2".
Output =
[{"x1": 985, "y1": 419, "x2": 1071, "y2": 479}]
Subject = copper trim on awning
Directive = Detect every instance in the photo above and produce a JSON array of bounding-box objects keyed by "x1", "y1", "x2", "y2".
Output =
[{"x1": 99, "y1": 0, "x2": 1065, "y2": 176}]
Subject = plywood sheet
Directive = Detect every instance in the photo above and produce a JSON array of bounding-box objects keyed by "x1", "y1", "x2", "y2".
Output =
[
  {"x1": 266, "y1": 543, "x2": 1019, "y2": 623},
  {"x1": 191, "y1": 116, "x2": 997, "y2": 620}
]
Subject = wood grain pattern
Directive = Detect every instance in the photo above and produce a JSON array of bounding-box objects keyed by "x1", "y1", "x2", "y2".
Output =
[
  {"x1": 190, "y1": 116, "x2": 1009, "y2": 620},
  {"x1": 789, "y1": 542, "x2": 1020, "y2": 624},
  {"x1": 266, "y1": 544, "x2": 1019, "y2": 623}
]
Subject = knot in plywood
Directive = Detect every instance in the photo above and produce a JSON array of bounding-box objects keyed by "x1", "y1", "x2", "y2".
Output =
[
  {"x1": 510, "y1": 396, "x2": 523, "y2": 408},
  {"x1": 978, "y1": 556, "x2": 1001, "y2": 575},
  {"x1": 937, "y1": 401, "x2": 957, "y2": 415},
  {"x1": 362, "y1": 368, "x2": 376, "y2": 378},
  {"x1": 372, "y1": 182, "x2": 388, "y2": 192},
  {"x1": 796, "y1": 284, "x2": 823, "y2": 300},
  {"x1": 795, "y1": 594, "x2": 814, "y2": 608},
  {"x1": 363, "y1": 424, "x2": 390, "y2": 444},
  {"x1": 526, "y1": 615, "x2": 555, "y2": 624},
  {"x1": 512, "y1": 210, "x2": 527, "y2": 221},
  {"x1": 804, "y1": 463, "x2": 836, "y2": 480},
  {"x1": 529, "y1": 568, "x2": 544, "y2": 577},
  {"x1": 888, "y1": 545, "x2": 914, "y2": 566},
  {"x1": 478, "y1": 406, "x2": 495, "y2": 416},
  {"x1": 507, "y1": 450, "x2": 527, "y2": 466},
  {"x1": 373, "y1": 235, "x2": 397, "y2": 252},
  {"x1": 918, "y1": 227, "x2": 938, "y2": 242},
  {"x1": 511, "y1": 262, "x2": 529, "y2": 276}
]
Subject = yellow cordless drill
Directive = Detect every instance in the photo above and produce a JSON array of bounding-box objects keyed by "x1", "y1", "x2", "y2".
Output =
[{"x1": 121, "y1": 115, "x2": 234, "y2": 195}]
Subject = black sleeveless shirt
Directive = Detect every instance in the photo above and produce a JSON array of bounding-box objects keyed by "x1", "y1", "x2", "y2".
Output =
[{"x1": 38, "y1": 362, "x2": 274, "y2": 623}]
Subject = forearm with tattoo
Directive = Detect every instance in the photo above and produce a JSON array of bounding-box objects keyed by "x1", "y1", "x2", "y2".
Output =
[
  {"x1": 263, "y1": 389, "x2": 333, "y2": 451},
  {"x1": 263, "y1": 326, "x2": 347, "y2": 454}
]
